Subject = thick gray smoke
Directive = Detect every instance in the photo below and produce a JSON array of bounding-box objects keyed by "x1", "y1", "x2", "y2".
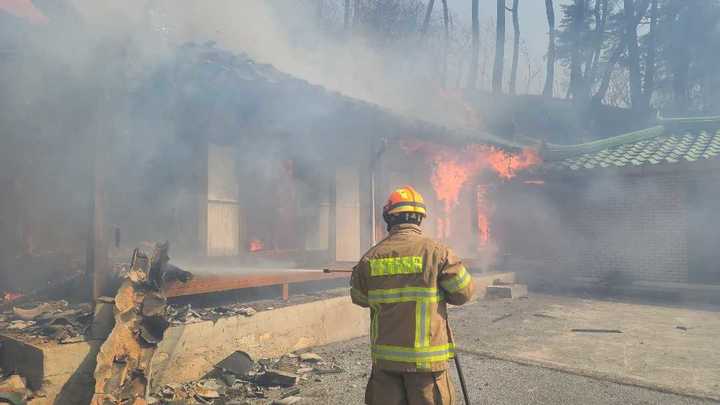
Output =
[{"x1": 0, "y1": 1, "x2": 461, "y2": 289}]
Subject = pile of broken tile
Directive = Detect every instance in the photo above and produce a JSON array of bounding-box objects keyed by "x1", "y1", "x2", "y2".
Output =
[
  {"x1": 149, "y1": 350, "x2": 343, "y2": 405},
  {"x1": 0, "y1": 299, "x2": 93, "y2": 344}
]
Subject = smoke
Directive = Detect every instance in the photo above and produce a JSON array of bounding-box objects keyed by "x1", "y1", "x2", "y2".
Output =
[
  {"x1": 1, "y1": 0, "x2": 453, "y2": 286},
  {"x1": 494, "y1": 165, "x2": 705, "y2": 300}
]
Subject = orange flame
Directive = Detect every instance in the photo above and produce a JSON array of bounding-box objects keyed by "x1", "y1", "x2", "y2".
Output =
[
  {"x1": 2, "y1": 292, "x2": 24, "y2": 302},
  {"x1": 476, "y1": 184, "x2": 490, "y2": 248},
  {"x1": 402, "y1": 140, "x2": 541, "y2": 242},
  {"x1": 249, "y1": 239, "x2": 264, "y2": 252}
]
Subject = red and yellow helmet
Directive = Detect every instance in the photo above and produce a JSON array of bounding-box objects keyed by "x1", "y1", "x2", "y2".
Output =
[{"x1": 383, "y1": 186, "x2": 427, "y2": 217}]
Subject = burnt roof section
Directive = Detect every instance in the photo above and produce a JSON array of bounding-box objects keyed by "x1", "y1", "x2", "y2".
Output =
[
  {"x1": 137, "y1": 42, "x2": 521, "y2": 150},
  {"x1": 538, "y1": 116, "x2": 720, "y2": 173}
]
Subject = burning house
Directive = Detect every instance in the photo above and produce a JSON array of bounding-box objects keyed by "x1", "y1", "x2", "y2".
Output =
[
  {"x1": 498, "y1": 116, "x2": 720, "y2": 294},
  {"x1": 0, "y1": 39, "x2": 538, "y2": 300},
  {"x1": 119, "y1": 43, "x2": 542, "y2": 294}
]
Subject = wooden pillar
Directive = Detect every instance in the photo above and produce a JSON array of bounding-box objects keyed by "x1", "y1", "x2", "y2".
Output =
[
  {"x1": 206, "y1": 144, "x2": 241, "y2": 257},
  {"x1": 334, "y1": 167, "x2": 361, "y2": 262},
  {"x1": 281, "y1": 283, "x2": 289, "y2": 301}
]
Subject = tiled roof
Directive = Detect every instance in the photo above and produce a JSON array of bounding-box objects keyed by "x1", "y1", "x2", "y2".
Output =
[
  {"x1": 541, "y1": 117, "x2": 720, "y2": 172},
  {"x1": 139, "y1": 42, "x2": 522, "y2": 150}
]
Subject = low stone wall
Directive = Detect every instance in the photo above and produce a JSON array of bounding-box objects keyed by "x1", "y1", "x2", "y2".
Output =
[
  {"x1": 0, "y1": 336, "x2": 100, "y2": 405},
  {"x1": 151, "y1": 295, "x2": 370, "y2": 386}
]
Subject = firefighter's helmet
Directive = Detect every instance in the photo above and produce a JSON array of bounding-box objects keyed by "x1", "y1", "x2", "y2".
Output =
[{"x1": 383, "y1": 186, "x2": 427, "y2": 218}]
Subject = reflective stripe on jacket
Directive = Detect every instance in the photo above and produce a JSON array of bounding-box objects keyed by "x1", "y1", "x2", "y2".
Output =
[{"x1": 350, "y1": 223, "x2": 476, "y2": 373}]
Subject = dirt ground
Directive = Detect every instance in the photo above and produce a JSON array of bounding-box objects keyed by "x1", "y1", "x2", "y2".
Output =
[{"x1": 295, "y1": 294, "x2": 720, "y2": 404}]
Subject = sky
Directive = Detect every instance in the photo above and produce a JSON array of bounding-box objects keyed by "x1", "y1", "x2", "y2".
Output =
[{"x1": 447, "y1": 0, "x2": 571, "y2": 61}]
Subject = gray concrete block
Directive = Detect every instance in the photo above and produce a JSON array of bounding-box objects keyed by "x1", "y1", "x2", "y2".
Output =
[{"x1": 487, "y1": 284, "x2": 528, "y2": 299}]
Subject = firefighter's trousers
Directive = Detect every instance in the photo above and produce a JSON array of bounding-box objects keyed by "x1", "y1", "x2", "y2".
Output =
[{"x1": 365, "y1": 368, "x2": 455, "y2": 405}]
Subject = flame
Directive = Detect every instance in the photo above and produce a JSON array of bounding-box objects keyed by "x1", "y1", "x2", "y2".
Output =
[
  {"x1": 430, "y1": 158, "x2": 472, "y2": 214},
  {"x1": 402, "y1": 140, "x2": 541, "y2": 242},
  {"x1": 2, "y1": 292, "x2": 24, "y2": 302},
  {"x1": 249, "y1": 239, "x2": 264, "y2": 252}
]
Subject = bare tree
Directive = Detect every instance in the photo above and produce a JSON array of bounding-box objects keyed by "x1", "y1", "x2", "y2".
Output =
[
  {"x1": 592, "y1": 45, "x2": 623, "y2": 104},
  {"x1": 509, "y1": 0, "x2": 520, "y2": 95},
  {"x1": 441, "y1": 0, "x2": 450, "y2": 85},
  {"x1": 468, "y1": 0, "x2": 480, "y2": 89},
  {"x1": 344, "y1": 0, "x2": 351, "y2": 31},
  {"x1": 492, "y1": 0, "x2": 506, "y2": 94},
  {"x1": 621, "y1": 0, "x2": 651, "y2": 111},
  {"x1": 420, "y1": 0, "x2": 435, "y2": 36},
  {"x1": 353, "y1": 0, "x2": 361, "y2": 31},
  {"x1": 316, "y1": 0, "x2": 324, "y2": 20},
  {"x1": 568, "y1": 0, "x2": 587, "y2": 101},
  {"x1": 624, "y1": 0, "x2": 644, "y2": 111},
  {"x1": 588, "y1": 0, "x2": 609, "y2": 80},
  {"x1": 642, "y1": 0, "x2": 658, "y2": 111},
  {"x1": 543, "y1": 0, "x2": 555, "y2": 97}
]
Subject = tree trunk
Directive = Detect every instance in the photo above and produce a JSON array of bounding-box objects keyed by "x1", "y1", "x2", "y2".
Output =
[
  {"x1": 673, "y1": 60, "x2": 691, "y2": 114},
  {"x1": 468, "y1": 0, "x2": 480, "y2": 89},
  {"x1": 624, "y1": 0, "x2": 643, "y2": 111},
  {"x1": 543, "y1": 0, "x2": 555, "y2": 97},
  {"x1": 353, "y1": 0, "x2": 361, "y2": 31},
  {"x1": 421, "y1": 0, "x2": 436, "y2": 36},
  {"x1": 569, "y1": 0, "x2": 586, "y2": 101},
  {"x1": 344, "y1": 0, "x2": 351, "y2": 31},
  {"x1": 509, "y1": 0, "x2": 520, "y2": 95},
  {"x1": 592, "y1": 44, "x2": 623, "y2": 105},
  {"x1": 642, "y1": 0, "x2": 658, "y2": 111},
  {"x1": 492, "y1": 0, "x2": 506, "y2": 94},
  {"x1": 441, "y1": 0, "x2": 450, "y2": 86},
  {"x1": 589, "y1": 0, "x2": 609, "y2": 81},
  {"x1": 316, "y1": 0, "x2": 323, "y2": 21}
]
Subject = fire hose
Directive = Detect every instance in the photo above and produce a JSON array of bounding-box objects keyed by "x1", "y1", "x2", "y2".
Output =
[{"x1": 322, "y1": 268, "x2": 472, "y2": 404}]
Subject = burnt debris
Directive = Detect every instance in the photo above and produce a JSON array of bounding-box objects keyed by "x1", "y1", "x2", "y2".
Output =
[
  {"x1": 90, "y1": 242, "x2": 191, "y2": 405},
  {"x1": 149, "y1": 350, "x2": 343, "y2": 405},
  {"x1": 0, "y1": 299, "x2": 93, "y2": 344}
]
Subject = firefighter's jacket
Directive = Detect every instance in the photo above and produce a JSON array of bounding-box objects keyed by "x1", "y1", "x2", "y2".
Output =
[{"x1": 350, "y1": 223, "x2": 476, "y2": 373}]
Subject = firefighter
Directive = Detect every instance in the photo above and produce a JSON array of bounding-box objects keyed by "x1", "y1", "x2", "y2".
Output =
[{"x1": 351, "y1": 185, "x2": 476, "y2": 405}]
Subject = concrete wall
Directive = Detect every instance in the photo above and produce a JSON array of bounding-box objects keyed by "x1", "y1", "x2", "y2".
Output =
[
  {"x1": 571, "y1": 172, "x2": 689, "y2": 283},
  {"x1": 500, "y1": 172, "x2": 693, "y2": 285}
]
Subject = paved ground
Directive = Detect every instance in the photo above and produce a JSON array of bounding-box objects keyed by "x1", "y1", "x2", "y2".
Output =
[
  {"x1": 305, "y1": 338, "x2": 717, "y2": 405},
  {"x1": 298, "y1": 294, "x2": 720, "y2": 404},
  {"x1": 451, "y1": 294, "x2": 720, "y2": 399}
]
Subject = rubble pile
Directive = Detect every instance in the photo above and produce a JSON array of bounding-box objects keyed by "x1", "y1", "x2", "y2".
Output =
[
  {"x1": 91, "y1": 242, "x2": 191, "y2": 405},
  {"x1": 167, "y1": 303, "x2": 257, "y2": 325},
  {"x1": 0, "y1": 299, "x2": 93, "y2": 344},
  {"x1": 149, "y1": 350, "x2": 344, "y2": 405},
  {"x1": 0, "y1": 371, "x2": 39, "y2": 405}
]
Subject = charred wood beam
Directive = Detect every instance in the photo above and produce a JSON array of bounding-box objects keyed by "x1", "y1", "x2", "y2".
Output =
[{"x1": 91, "y1": 242, "x2": 191, "y2": 405}]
